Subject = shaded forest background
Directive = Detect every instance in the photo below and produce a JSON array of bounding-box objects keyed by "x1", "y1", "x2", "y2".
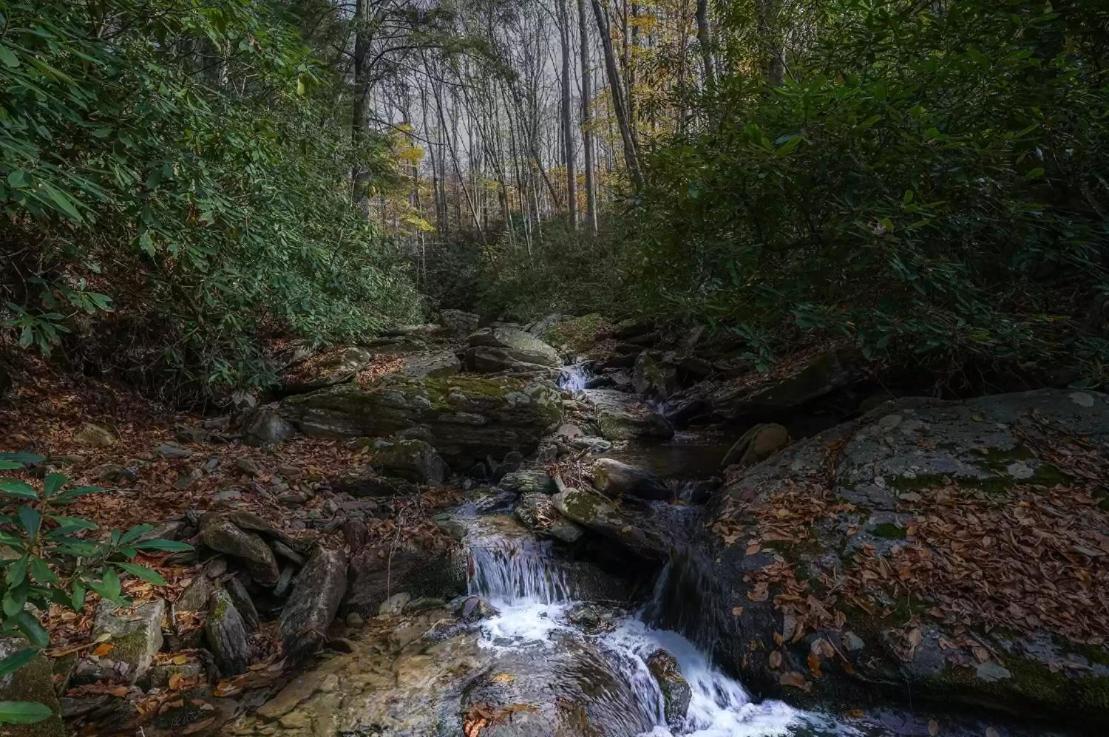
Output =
[{"x1": 2, "y1": 0, "x2": 1107, "y2": 406}]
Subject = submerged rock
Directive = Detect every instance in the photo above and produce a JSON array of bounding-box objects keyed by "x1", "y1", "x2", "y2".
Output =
[
  {"x1": 281, "y1": 375, "x2": 562, "y2": 468},
  {"x1": 647, "y1": 649, "x2": 692, "y2": 727},
  {"x1": 683, "y1": 389, "x2": 1109, "y2": 726}
]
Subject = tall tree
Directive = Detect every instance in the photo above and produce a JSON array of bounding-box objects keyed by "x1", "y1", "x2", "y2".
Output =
[
  {"x1": 590, "y1": 0, "x2": 643, "y2": 188},
  {"x1": 695, "y1": 0, "x2": 717, "y2": 89},
  {"x1": 577, "y1": 0, "x2": 599, "y2": 233},
  {"x1": 557, "y1": 0, "x2": 578, "y2": 227}
]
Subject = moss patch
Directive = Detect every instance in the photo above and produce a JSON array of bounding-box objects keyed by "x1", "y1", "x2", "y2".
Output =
[{"x1": 870, "y1": 522, "x2": 906, "y2": 540}]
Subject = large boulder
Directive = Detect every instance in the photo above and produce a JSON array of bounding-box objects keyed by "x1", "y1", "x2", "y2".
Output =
[
  {"x1": 279, "y1": 547, "x2": 348, "y2": 662},
  {"x1": 720, "y1": 422, "x2": 790, "y2": 469},
  {"x1": 676, "y1": 389, "x2": 1109, "y2": 727},
  {"x1": 281, "y1": 375, "x2": 562, "y2": 468},
  {"x1": 647, "y1": 649, "x2": 692, "y2": 728},
  {"x1": 439, "y1": 309, "x2": 480, "y2": 337},
  {"x1": 239, "y1": 405, "x2": 296, "y2": 447},
  {"x1": 463, "y1": 326, "x2": 561, "y2": 371},
  {"x1": 370, "y1": 438, "x2": 449, "y2": 484},
  {"x1": 344, "y1": 544, "x2": 465, "y2": 616},
  {"x1": 551, "y1": 487, "x2": 668, "y2": 561},
  {"x1": 0, "y1": 638, "x2": 65, "y2": 737},
  {"x1": 282, "y1": 346, "x2": 374, "y2": 393},
  {"x1": 592, "y1": 458, "x2": 670, "y2": 501},
  {"x1": 396, "y1": 350, "x2": 460, "y2": 380},
  {"x1": 584, "y1": 390, "x2": 673, "y2": 441},
  {"x1": 665, "y1": 347, "x2": 864, "y2": 427}
]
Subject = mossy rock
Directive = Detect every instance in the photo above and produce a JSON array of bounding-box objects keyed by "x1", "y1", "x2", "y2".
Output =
[{"x1": 0, "y1": 639, "x2": 65, "y2": 737}]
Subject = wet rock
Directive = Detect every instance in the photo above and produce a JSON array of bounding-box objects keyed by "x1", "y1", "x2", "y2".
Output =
[
  {"x1": 720, "y1": 422, "x2": 790, "y2": 469},
  {"x1": 89, "y1": 600, "x2": 165, "y2": 684},
  {"x1": 0, "y1": 638, "x2": 65, "y2": 737},
  {"x1": 454, "y1": 595, "x2": 498, "y2": 622},
  {"x1": 240, "y1": 405, "x2": 296, "y2": 446},
  {"x1": 585, "y1": 389, "x2": 673, "y2": 441},
  {"x1": 205, "y1": 588, "x2": 252, "y2": 675},
  {"x1": 515, "y1": 492, "x2": 584, "y2": 544},
  {"x1": 632, "y1": 351, "x2": 680, "y2": 399},
  {"x1": 344, "y1": 545, "x2": 465, "y2": 616},
  {"x1": 74, "y1": 422, "x2": 116, "y2": 448},
  {"x1": 689, "y1": 389, "x2": 1109, "y2": 725},
  {"x1": 592, "y1": 458, "x2": 670, "y2": 501},
  {"x1": 464, "y1": 325, "x2": 561, "y2": 370},
  {"x1": 440, "y1": 309, "x2": 480, "y2": 337},
  {"x1": 370, "y1": 438, "x2": 449, "y2": 484},
  {"x1": 551, "y1": 487, "x2": 667, "y2": 561},
  {"x1": 198, "y1": 516, "x2": 279, "y2": 586},
  {"x1": 498, "y1": 469, "x2": 554, "y2": 495},
  {"x1": 280, "y1": 547, "x2": 348, "y2": 662},
  {"x1": 461, "y1": 632, "x2": 655, "y2": 737},
  {"x1": 281, "y1": 375, "x2": 562, "y2": 468},
  {"x1": 647, "y1": 650, "x2": 692, "y2": 727}
]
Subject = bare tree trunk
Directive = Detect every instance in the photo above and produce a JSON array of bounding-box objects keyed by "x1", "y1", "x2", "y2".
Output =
[
  {"x1": 590, "y1": 0, "x2": 643, "y2": 189},
  {"x1": 557, "y1": 0, "x2": 578, "y2": 229},
  {"x1": 577, "y1": 0, "x2": 598, "y2": 234},
  {"x1": 695, "y1": 0, "x2": 717, "y2": 89}
]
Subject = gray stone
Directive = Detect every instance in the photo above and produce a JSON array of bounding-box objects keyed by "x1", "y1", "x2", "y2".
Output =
[
  {"x1": 552, "y1": 487, "x2": 667, "y2": 561},
  {"x1": 281, "y1": 375, "x2": 562, "y2": 469},
  {"x1": 439, "y1": 309, "x2": 480, "y2": 337},
  {"x1": 398, "y1": 350, "x2": 461, "y2": 379},
  {"x1": 632, "y1": 351, "x2": 680, "y2": 399},
  {"x1": 240, "y1": 406, "x2": 296, "y2": 446},
  {"x1": 378, "y1": 592, "x2": 411, "y2": 617},
  {"x1": 464, "y1": 326, "x2": 561, "y2": 370},
  {"x1": 205, "y1": 588, "x2": 252, "y2": 675},
  {"x1": 585, "y1": 389, "x2": 674, "y2": 441},
  {"x1": 498, "y1": 469, "x2": 554, "y2": 495},
  {"x1": 156, "y1": 442, "x2": 192, "y2": 460},
  {"x1": 591, "y1": 458, "x2": 670, "y2": 501},
  {"x1": 74, "y1": 422, "x2": 116, "y2": 448},
  {"x1": 283, "y1": 346, "x2": 373, "y2": 392},
  {"x1": 371, "y1": 438, "x2": 449, "y2": 484},
  {"x1": 279, "y1": 547, "x2": 348, "y2": 662},
  {"x1": 91, "y1": 599, "x2": 165, "y2": 683},
  {"x1": 224, "y1": 575, "x2": 260, "y2": 631},
  {"x1": 515, "y1": 493, "x2": 584, "y2": 544},
  {"x1": 198, "y1": 516, "x2": 279, "y2": 586},
  {"x1": 720, "y1": 422, "x2": 790, "y2": 469}
]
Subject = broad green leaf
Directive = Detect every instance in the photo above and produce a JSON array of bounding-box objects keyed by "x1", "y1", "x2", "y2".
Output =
[
  {"x1": 0, "y1": 44, "x2": 19, "y2": 69},
  {"x1": 42, "y1": 473, "x2": 66, "y2": 497},
  {"x1": 0, "y1": 649, "x2": 37, "y2": 678},
  {"x1": 115, "y1": 562, "x2": 167, "y2": 586},
  {"x1": 15, "y1": 612, "x2": 49, "y2": 648},
  {"x1": 18, "y1": 507, "x2": 42, "y2": 541},
  {"x1": 0, "y1": 479, "x2": 37, "y2": 500},
  {"x1": 0, "y1": 701, "x2": 53, "y2": 725},
  {"x1": 29, "y1": 558, "x2": 58, "y2": 585}
]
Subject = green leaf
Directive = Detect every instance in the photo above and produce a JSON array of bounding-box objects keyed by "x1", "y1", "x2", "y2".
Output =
[
  {"x1": 29, "y1": 558, "x2": 58, "y2": 585},
  {"x1": 70, "y1": 582, "x2": 86, "y2": 611},
  {"x1": 38, "y1": 183, "x2": 83, "y2": 222},
  {"x1": 0, "y1": 479, "x2": 37, "y2": 500},
  {"x1": 88, "y1": 569, "x2": 123, "y2": 604},
  {"x1": 0, "y1": 701, "x2": 53, "y2": 725},
  {"x1": 15, "y1": 612, "x2": 49, "y2": 648},
  {"x1": 42, "y1": 473, "x2": 66, "y2": 497},
  {"x1": 6, "y1": 557, "x2": 28, "y2": 588},
  {"x1": 0, "y1": 44, "x2": 20, "y2": 69},
  {"x1": 134, "y1": 538, "x2": 192, "y2": 553},
  {"x1": 0, "y1": 649, "x2": 37, "y2": 678},
  {"x1": 115, "y1": 562, "x2": 167, "y2": 586},
  {"x1": 18, "y1": 507, "x2": 42, "y2": 541}
]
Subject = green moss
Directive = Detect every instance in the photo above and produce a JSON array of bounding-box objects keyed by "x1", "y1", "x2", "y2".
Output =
[{"x1": 870, "y1": 522, "x2": 906, "y2": 540}]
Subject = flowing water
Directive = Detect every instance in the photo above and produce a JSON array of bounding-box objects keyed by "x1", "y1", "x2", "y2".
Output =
[{"x1": 464, "y1": 518, "x2": 848, "y2": 737}]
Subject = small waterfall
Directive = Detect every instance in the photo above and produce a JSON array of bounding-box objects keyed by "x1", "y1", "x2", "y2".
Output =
[
  {"x1": 558, "y1": 362, "x2": 590, "y2": 393},
  {"x1": 467, "y1": 536, "x2": 571, "y2": 604}
]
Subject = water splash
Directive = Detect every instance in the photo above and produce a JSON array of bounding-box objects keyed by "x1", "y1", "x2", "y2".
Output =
[{"x1": 558, "y1": 362, "x2": 590, "y2": 393}]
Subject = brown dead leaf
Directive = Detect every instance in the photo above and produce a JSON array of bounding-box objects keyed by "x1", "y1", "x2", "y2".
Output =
[
  {"x1": 92, "y1": 642, "x2": 114, "y2": 657},
  {"x1": 806, "y1": 652, "x2": 822, "y2": 678},
  {"x1": 778, "y1": 671, "x2": 809, "y2": 690},
  {"x1": 768, "y1": 651, "x2": 782, "y2": 669}
]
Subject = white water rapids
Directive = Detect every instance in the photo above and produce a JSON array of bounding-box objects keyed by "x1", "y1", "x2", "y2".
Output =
[{"x1": 465, "y1": 526, "x2": 850, "y2": 737}]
